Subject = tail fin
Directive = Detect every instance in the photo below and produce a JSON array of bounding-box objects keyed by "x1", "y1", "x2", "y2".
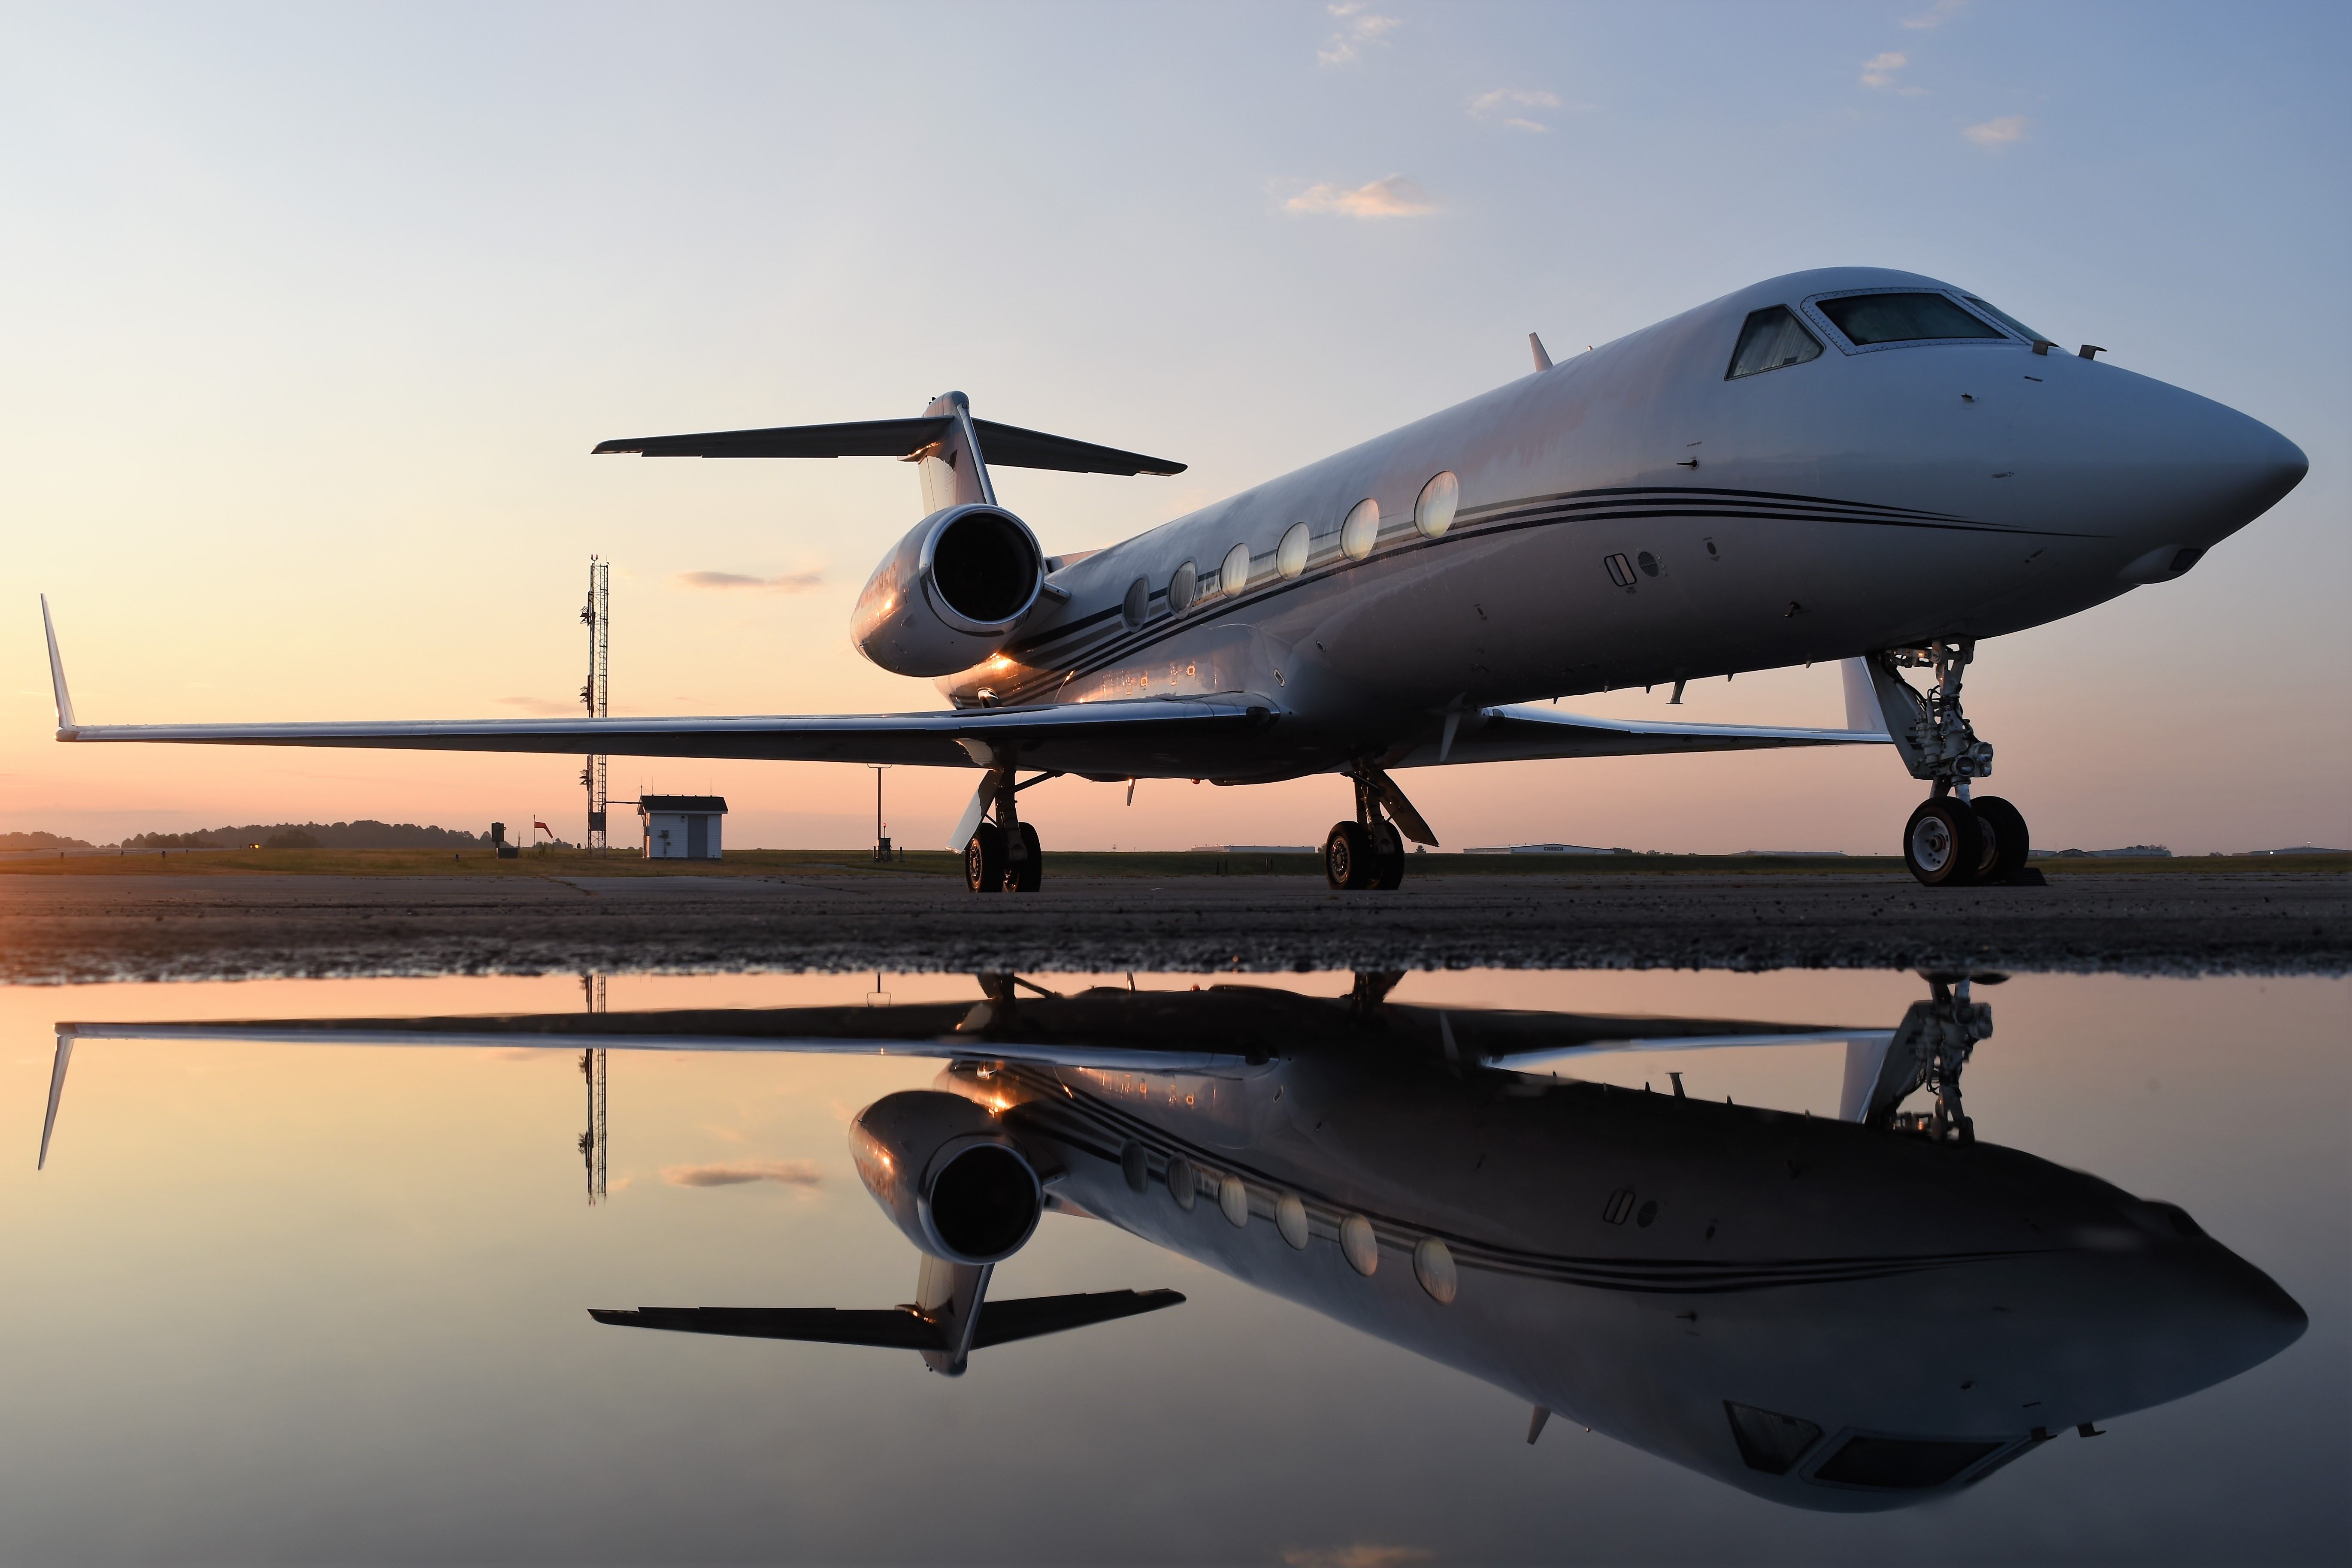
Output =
[{"x1": 915, "y1": 391, "x2": 995, "y2": 513}]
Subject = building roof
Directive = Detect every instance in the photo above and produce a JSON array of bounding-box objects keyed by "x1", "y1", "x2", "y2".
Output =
[{"x1": 637, "y1": 795, "x2": 728, "y2": 813}]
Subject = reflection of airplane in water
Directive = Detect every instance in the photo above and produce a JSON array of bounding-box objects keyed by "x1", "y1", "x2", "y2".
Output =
[{"x1": 48, "y1": 975, "x2": 2303, "y2": 1511}]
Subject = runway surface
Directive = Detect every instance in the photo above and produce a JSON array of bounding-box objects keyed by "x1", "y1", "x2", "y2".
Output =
[{"x1": 3, "y1": 870, "x2": 2343, "y2": 982}]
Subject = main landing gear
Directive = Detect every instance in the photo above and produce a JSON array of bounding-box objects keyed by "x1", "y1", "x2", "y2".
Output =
[
  {"x1": 965, "y1": 767, "x2": 1047, "y2": 893},
  {"x1": 1874, "y1": 642, "x2": 2040, "y2": 889},
  {"x1": 1323, "y1": 768, "x2": 1432, "y2": 891}
]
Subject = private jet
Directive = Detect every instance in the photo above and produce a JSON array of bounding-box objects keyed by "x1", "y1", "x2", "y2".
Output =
[
  {"x1": 38, "y1": 266, "x2": 2307, "y2": 887},
  {"x1": 43, "y1": 974, "x2": 2307, "y2": 1511}
]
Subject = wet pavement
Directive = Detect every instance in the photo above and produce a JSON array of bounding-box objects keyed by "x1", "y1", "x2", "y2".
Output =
[{"x1": 0, "y1": 870, "x2": 2343, "y2": 982}]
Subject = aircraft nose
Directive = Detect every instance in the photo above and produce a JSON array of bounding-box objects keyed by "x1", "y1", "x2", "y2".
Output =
[{"x1": 2070, "y1": 369, "x2": 2309, "y2": 584}]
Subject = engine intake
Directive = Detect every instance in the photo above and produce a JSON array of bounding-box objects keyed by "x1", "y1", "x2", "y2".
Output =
[
  {"x1": 848, "y1": 1090, "x2": 1043, "y2": 1264},
  {"x1": 852, "y1": 505, "x2": 1045, "y2": 677}
]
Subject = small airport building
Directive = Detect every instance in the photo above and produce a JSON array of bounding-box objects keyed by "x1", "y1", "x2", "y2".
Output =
[{"x1": 639, "y1": 795, "x2": 727, "y2": 860}]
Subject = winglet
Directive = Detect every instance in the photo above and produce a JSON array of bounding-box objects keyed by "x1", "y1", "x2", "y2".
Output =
[
  {"x1": 1529, "y1": 333, "x2": 1554, "y2": 372},
  {"x1": 1839, "y1": 657, "x2": 1889, "y2": 737},
  {"x1": 39, "y1": 595, "x2": 77, "y2": 735},
  {"x1": 39, "y1": 1031, "x2": 73, "y2": 1170}
]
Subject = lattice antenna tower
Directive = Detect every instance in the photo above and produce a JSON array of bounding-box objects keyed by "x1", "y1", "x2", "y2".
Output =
[
  {"x1": 580, "y1": 557, "x2": 610, "y2": 852},
  {"x1": 578, "y1": 972, "x2": 608, "y2": 1205}
]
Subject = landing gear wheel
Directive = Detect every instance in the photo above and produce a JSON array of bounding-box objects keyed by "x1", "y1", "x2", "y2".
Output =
[
  {"x1": 1969, "y1": 796, "x2": 2030, "y2": 885},
  {"x1": 1369, "y1": 822, "x2": 1405, "y2": 890},
  {"x1": 965, "y1": 822, "x2": 1005, "y2": 893},
  {"x1": 1011, "y1": 822, "x2": 1043, "y2": 892},
  {"x1": 1904, "y1": 798, "x2": 1983, "y2": 887},
  {"x1": 1324, "y1": 821, "x2": 1374, "y2": 890}
]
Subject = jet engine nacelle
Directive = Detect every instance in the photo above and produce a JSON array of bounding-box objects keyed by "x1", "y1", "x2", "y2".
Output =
[
  {"x1": 850, "y1": 504, "x2": 1045, "y2": 677},
  {"x1": 847, "y1": 1090, "x2": 1043, "y2": 1264}
]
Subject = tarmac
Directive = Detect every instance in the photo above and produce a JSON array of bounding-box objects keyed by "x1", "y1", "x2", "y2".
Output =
[{"x1": 1, "y1": 870, "x2": 2344, "y2": 983}]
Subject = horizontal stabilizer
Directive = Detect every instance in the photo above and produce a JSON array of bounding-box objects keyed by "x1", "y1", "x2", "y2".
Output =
[
  {"x1": 969, "y1": 1287, "x2": 1186, "y2": 1348},
  {"x1": 591, "y1": 1288, "x2": 1184, "y2": 1351},
  {"x1": 593, "y1": 416, "x2": 1184, "y2": 477}
]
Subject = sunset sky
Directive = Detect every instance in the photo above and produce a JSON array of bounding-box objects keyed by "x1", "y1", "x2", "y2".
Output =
[{"x1": 5, "y1": 1, "x2": 2344, "y2": 854}]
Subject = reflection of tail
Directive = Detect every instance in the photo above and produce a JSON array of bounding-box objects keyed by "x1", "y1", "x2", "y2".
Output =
[{"x1": 590, "y1": 1278, "x2": 1182, "y2": 1376}]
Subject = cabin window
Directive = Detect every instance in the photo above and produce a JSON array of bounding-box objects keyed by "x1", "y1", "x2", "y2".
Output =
[
  {"x1": 1170, "y1": 560, "x2": 1198, "y2": 611},
  {"x1": 1725, "y1": 306, "x2": 1824, "y2": 379},
  {"x1": 1816, "y1": 292, "x2": 2005, "y2": 346},
  {"x1": 1962, "y1": 295, "x2": 2048, "y2": 344},
  {"x1": 1277, "y1": 522, "x2": 1310, "y2": 579},
  {"x1": 1220, "y1": 542, "x2": 1252, "y2": 597},
  {"x1": 1415, "y1": 471, "x2": 1460, "y2": 538},
  {"x1": 1122, "y1": 576, "x2": 1150, "y2": 629},
  {"x1": 1340, "y1": 497, "x2": 1380, "y2": 561}
]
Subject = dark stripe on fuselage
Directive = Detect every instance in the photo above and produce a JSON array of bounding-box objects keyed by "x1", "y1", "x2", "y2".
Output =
[
  {"x1": 991, "y1": 483, "x2": 2099, "y2": 705},
  {"x1": 1001, "y1": 1063, "x2": 2041, "y2": 1297}
]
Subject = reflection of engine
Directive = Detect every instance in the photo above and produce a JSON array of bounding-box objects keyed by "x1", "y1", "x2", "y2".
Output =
[
  {"x1": 848, "y1": 1090, "x2": 1042, "y2": 1264},
  {"x1": 851, "y1": 505, "x2": 1044, "y2": 676}
]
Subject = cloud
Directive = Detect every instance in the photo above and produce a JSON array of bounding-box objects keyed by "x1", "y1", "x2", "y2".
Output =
[
  {"x1": 1319, "y1": 2, "x2": 1399, "y2": 66},
  {"x1": 1963, "y1": 114, "x2": 2029, "y2": 148},
  {"x1": 1285, "y1": 176, "x2": 1436, "y2": 218},
  {"x1": 1902, "y1": 0, "x2": 1968, "y2": 27},
  {"x1": 1468, "y1": 88, "x2": 1567, "y2": 132},
  {"x1": 662, "y1": 1158, "x2": 824, "y2": 1189},
  {"x1": 1860, "y1": 51, "x2": 1925, "y2": 93},
  {"x1": 675, "y1": 569, "x2": 824, "y2": 593},
  {"x1": 492, "y1": 696, "x2": 576, "y2": 715},
  {"x1": 1282, "y1": 1549, "x2": 1434, "y2": 1568}
]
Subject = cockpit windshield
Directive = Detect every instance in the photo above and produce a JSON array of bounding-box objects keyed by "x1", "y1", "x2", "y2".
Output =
[
  {"x1": 1962, "y1": 294, "x2": 2049, "y2": 344},
  {"x1": 1816, "y1": 292, "x2": 2007, "y2": 345}
]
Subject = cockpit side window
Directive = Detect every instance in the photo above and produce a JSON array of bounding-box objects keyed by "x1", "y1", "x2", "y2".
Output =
[
  {"x1": 1725, "y1": 306, "x2": 1825, "y2": 380},
  {"x1": 1816, "y1": 291, "x2": 2006, "y2": 345},
  {"x1": 1962, "y1": 294, "x2": 2049, "y2": 344},
  {"x1": 1723, "y1": 1401, "x2": 1825, "y2": 1474},
  {"x1": 1810, "y1": 1434, "x2": 2007, "y2": 1489}
]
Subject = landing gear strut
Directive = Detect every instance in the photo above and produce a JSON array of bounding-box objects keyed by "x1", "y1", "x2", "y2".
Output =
[
  {"x1": 1324, "y1": 769, "x2": 1417, "y2": 890},
  {"x1": 1871, "y1": 643, "x2": 2038, "y2": 888},
  {"x1": 965, "y1": 768, "x2": 1046, "y2": 893},
  {"x1": 1857, "y1": 974, "x2": 1995, "y2": 1141}
]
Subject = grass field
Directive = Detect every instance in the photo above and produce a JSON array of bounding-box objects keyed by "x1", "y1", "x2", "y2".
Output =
[{"x1": 1, "y1": 846, "x2": 2342, "y2": 880}]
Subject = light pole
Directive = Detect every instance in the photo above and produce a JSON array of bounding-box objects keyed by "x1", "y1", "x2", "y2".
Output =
[{"x1": 870, "y1": 765, "x2": 893, "y2": 860}]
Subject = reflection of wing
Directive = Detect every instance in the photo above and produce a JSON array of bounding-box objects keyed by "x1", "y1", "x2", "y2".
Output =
[{"x1": 56, "y1": 1017, "x2": 1261, "y2": 1075}]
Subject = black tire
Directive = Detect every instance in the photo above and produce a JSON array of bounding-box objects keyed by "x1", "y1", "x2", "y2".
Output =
[
  {"x1": 965, "y1": 822, "x2": 1006, "y2": 892},
  {"x1": 1324, "y1": 821, "x2": 1374, "y2": 890},
  {"x1": 1370, "y1": 822, "x2": 1405, "y2": 890},
  {"x1": 1904, "y1": 797, "x2": 1982, "y2": 887},
  {"x1": 1011, "y1": 822, "x2": 1043, "y2": 892},
  {"x1": 1971, "y1": 796, "x2": 2031, "y2": 884}
]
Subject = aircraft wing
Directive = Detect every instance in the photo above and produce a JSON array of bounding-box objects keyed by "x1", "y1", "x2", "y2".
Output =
[
  {"x1": 38, "y1": 601, "x2": 1268, "y2": 769},
  {"x1": 45, "y1": 698, "x2": 1268, "y2": 769},
  {"x1": 1395, "y1": 703, "x2": 1891, "y2": 768}
]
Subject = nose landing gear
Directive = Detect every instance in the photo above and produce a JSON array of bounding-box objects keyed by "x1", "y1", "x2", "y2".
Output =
[{"x1": 1871, "y1": 643, "x2": 2042, "y2": 888}]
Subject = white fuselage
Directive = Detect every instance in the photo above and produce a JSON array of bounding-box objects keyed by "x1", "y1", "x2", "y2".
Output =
[{"x1": 953, "y1": 267, "x2": 2303, "y2": 780}]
